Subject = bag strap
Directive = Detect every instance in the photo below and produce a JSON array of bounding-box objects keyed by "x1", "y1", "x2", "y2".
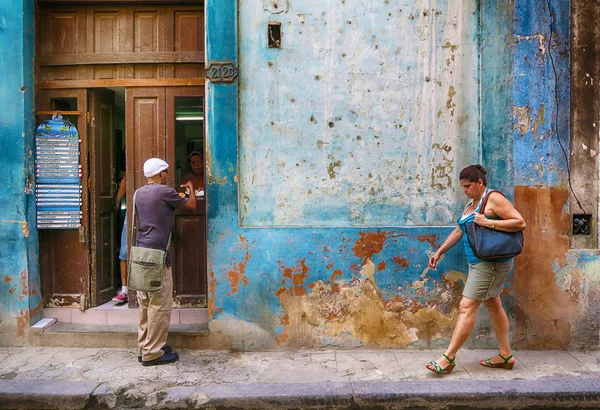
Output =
[
  {"x1": 129, "y1": 187, "x2": 172, "y2": 252},
  {"x1": 479, "y1": 189, "x2": 506, "y2": 213}
]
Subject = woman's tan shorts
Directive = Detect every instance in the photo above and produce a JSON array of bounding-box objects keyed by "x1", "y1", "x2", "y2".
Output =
[{"x1": 463, "y1": 260, "x2": 513, "y2": 301}]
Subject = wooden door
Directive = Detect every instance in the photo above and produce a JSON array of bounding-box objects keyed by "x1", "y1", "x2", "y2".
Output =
[
  {"x1": 125, "y1": 87, "x2": 167, "y2": 307},
  {"x1": 89, "y1": 89, "x2": 117, "y2": 306},
  {"x1": 37, "y1": 89, "x2": 90, "y2": 308},
  {"x1": 167, "y1": 87, "x2": 207, "y2": 307}
]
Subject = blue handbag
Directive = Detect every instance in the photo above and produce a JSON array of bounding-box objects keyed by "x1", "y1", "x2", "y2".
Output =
[{"x1": 464, "y1": 190, "x2": 524, "y2": 261}]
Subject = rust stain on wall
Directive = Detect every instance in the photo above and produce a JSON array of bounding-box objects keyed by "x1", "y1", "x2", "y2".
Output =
[
  {"x1": 207, "y1": 267, "x2": 222, "y2": 319},
  {"x1": 513, "y1": 186, "x2": 579, "y2": 348},
  {"x1": 225, "y1": 253, "x2": 250, "y2": 296},
  {"x1": 16, "y1": 308, "x2": 29, "y2": 337},
  {"x1": 393, "y1": 257, "x2": 409, "y2": 269},
  {"x1": 225, "y1": 236, "x2": 251, "y2": 296},
  {"x1": 276, "y1": 259, "x2": 311, "y2": 297},
  {"x1": 328, "y1": 269, "x2": 343, "y2": 282},
  {"x1": 352, "y1": 232, "x2": 389, "y2": 263},
  {"x1": 377, "y1": 261, "x2": 387, "y2": 271},
  {"x1": 20, "y1": 270, "x2": 28, "y2": 296},
  {"x1": 417, "y1": 234, "x2": 437, "y2": 247}
]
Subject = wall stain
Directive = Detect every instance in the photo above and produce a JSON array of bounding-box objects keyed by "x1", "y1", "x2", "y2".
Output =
[
  {"x1": 208, "y1": 266, "x2": 222, "y2": 319},
  {"x1": 327, "y1": 160, "x2": 341, "y2": 179},
  {"x1": 4, "y1": 276, "x2": 11, "y2": 283},
  {"x1": 377, "y1": 261, "x2": 387, "y2": 271},
  {"x1": 276, "y1": 259, "x2": 311, "y2": 297},
  {"x1": 328, "y1": 269, "x2": 343, "y2": 282},
  {"x1": 20, "y1": 270, "x2": 28, "y2": 296},
  {"x1": 417, "y1": 234, "x2": 437, "y2": 247},
  {"x1": 16, "y1": 308, "x2": 29, "y2": 337},
  {"x1": 445, "y1": 86, "x2": 456, "y2": 117},
  {"x1": 514, "y1": 186, "x2": 578, "y2": 348},
  {"x1": 393, "y1": 257, "x2": 409, "y2": 268},
  {"x1": 276, "y1": 262, "x2": 464, "y2": 348},
  {"x1": 352, "y1": 232, "x2": 389, "y2": 263},
  {"x1": 532, "y1": 104, "x2": 545, "y2": 140},
  {"x1": 513, "y1": 106, "x2": 531, "y2": 136}
]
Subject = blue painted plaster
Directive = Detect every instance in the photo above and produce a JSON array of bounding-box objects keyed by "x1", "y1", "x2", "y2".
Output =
[
  {"x1": 0, "y1": 0, "x2": 39, "y2": 342},
  {"x1": 512, "y1": 0, "x2": 570, "y2": 187},
  {"x1": 206, "y1": 0, "x2": 517, "y2": 347},
  {"x1": 238, "y1": 1, "x2": 481, "y2": 227}
]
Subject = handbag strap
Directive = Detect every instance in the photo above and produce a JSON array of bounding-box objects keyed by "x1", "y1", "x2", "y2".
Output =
[
  {"x1": 129, "y1": 187, "x2": 172, "y2": 252},
  {"x1": 478, "y1": 189, "x2": 506, "y2": 214}
]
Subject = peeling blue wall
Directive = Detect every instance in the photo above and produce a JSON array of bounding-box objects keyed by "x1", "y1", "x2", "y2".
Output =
[
  {"x1": 0, "y1": 0, "x2": 39, "y2": 345},
  {"x1": 206, "y1": 0, "x2": 515, "y2": 349},
  {"x1": 513, "y1": 0, "x2": 570, "y2": 187},
  {"x1": 238, "y1": 1, "x2": 481, "y2": 227}
]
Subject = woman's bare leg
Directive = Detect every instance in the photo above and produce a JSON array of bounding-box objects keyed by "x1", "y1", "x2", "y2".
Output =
[
  {"x1": 430, "y1": 296, "x2": 482, "y2": 368},
  {"x1": 483, "y1": 296, "x2": 515, "y2": 364}
]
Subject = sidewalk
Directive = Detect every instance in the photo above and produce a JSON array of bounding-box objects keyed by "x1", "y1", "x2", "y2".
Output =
[{"x1": 0, "y1": 347, "x2": 599, "y2": 409}]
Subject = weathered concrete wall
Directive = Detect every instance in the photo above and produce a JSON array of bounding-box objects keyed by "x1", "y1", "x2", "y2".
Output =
[
  {"x1": 239, "y1": 1, "x2": 480, "y2": 227},
  {"x1": 0, "y1": 0, "x2": 39, "y2": 346},
  {"x1": 205, "y1": 0, "x2": 515, "y2": 350}
]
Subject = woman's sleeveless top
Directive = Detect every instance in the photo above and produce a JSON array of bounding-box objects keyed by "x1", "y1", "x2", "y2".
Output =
[{"x1": 457, "y1": 188, "x2": 511, "y2": 265}]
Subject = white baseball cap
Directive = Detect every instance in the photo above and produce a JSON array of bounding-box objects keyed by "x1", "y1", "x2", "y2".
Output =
[{"x1": 143, "y1": 158, "x2": 169, "y2": 177}]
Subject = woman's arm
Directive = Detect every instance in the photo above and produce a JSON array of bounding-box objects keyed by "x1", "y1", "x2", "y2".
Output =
[
  {"x1": 428, "y1": 226, "x2": 463, "y2": 269},
  {"x1": 473, "y1": 192, "x2": 526, "y2": 232},
  {"x1": 114, "y1": 175, "x2": 126, "y2": 210}
]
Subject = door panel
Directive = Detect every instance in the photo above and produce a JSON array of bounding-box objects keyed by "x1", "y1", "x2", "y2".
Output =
[
  {"x1": 36, "y1": 89, "x2": 90, "y2": 308},
  {"x1": 89, "y1": 88, "x2": 117, "y2": 306},
  {"x1": 125, "y1": 87, "x2": 167, "y2": 308},
  {"x1": 126, "y1": 87, "x2": 166, "y2": 194},
  {"x1": 167, "y1": 87, "x2": 207, "y2": 307}
]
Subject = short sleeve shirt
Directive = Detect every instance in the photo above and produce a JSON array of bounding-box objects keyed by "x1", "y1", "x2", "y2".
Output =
[{"x1": 134, "y1": 184, "x2": 188, "y2": 252}]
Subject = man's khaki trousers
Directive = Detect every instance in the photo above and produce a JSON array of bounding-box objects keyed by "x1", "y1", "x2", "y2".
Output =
[{"x1": 137, "y1": 266, "x2": 173, "y2": 361}]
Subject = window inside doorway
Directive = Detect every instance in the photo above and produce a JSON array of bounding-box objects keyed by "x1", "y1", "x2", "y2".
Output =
[{"x1": 174, "y1": 97, "x2": 204, "y2": 193}]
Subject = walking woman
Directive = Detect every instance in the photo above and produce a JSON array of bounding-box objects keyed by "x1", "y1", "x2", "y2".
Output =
[{"x1": 426, "y1": 164, "x2": 526, "y2": 374}]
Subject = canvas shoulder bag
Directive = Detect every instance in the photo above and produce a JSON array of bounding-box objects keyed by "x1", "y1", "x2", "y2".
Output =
[
  {"x1": 127, "y1": 189, "x2": 171, "y2": 292},
  {"x1": 464, "y1": 190, "x2": 524, "y2": 261}
]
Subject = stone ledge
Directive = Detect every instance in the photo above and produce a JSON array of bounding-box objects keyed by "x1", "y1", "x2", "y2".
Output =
[{"x1": 0, "y1": 379, "x2": 101, "y2": 410}]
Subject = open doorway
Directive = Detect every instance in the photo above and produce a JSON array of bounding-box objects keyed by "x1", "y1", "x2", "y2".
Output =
[{"x1": 87, "y1": 87, "x2": 127, "y2": 307}]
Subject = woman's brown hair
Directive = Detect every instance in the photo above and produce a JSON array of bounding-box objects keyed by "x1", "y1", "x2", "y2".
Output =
[{"x1": 459, "y1": 164, "x2": 487, "y2": 185}]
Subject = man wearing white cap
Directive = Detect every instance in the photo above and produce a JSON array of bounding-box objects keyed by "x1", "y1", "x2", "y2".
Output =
[{"x1": 134, "y1": 158, "x2": 196, "y2": 366}]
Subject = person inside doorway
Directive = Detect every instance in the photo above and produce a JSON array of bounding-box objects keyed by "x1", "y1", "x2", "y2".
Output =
[
  {"x1": 113, "y1": 174, "x2": 128, "y2": 303},
  {"x1": 179, "y1": 150, "x2": 204, "y2": 197}
]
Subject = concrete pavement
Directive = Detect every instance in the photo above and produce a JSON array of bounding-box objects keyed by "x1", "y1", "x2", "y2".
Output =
[{"x1": 0, "y1": 347, "x2": 599, "y2": 409}]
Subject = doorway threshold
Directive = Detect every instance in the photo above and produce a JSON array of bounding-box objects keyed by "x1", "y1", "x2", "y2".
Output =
[
  {"x1": 30, "y1": 307, "x2": 210, "y2": 349},
  {"x1": 42, "y1": 302, "x2": 208, "y2": 326}
]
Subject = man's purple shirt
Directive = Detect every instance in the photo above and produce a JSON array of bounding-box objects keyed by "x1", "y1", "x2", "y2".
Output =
[{"x1": 134, "y1": 184, "x2": 188, "y2": 254}]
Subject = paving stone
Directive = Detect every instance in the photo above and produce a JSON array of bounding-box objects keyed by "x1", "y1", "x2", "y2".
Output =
[{"x1": 336, "y1": 350, "x2": 406, "y2": 381}]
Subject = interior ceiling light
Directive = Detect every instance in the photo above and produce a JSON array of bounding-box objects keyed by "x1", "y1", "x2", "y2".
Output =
[{"x1": 176, "y1": 116, "x2": 204, "y2": 121}]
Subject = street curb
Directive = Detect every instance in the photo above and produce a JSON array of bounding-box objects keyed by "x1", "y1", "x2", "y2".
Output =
[
  {"x1": 3, "y1": 376, "x2": 600, "y2": 409},
  {"x1": 0, "y1": 379, "x2": 101, "y2": 410}
]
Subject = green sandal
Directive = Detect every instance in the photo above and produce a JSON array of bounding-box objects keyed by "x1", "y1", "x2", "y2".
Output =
[
  {"x1": 426, "y1": 353, "x2": 456, "y2": 374},
  {"x1": 480, "y1": 353, "x2": 514, "y2": 370}
]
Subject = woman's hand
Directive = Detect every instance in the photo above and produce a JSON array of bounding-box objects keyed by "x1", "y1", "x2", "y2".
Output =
[
  {"x1": 428, "y1": 252, "x2": 441, "y2": 269},
  {"x1": 473, "y1": 212, "x2": 491, "y2": 227}
]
